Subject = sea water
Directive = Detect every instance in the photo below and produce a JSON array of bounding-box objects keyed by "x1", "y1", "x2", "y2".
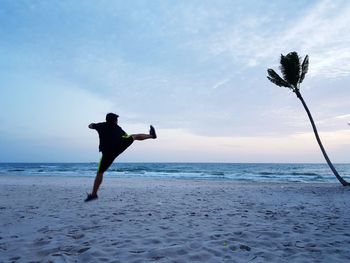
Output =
[{"x1": 0, "y1": 163, "x2": 349, "y2": 183}]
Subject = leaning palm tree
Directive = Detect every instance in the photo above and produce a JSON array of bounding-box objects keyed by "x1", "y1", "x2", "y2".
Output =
[{"x1": 267, "y1": 51, "x2": 349, "y2": 186}]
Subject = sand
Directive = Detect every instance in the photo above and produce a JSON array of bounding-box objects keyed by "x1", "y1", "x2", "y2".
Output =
[{"x1": 0, "y1": 175, "x2": 350, "y2": 263}]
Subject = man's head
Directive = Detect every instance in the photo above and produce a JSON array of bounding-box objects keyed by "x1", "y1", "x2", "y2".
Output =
[{"x1": 106, "y1": 113, "x2": 119, "y2": 123}]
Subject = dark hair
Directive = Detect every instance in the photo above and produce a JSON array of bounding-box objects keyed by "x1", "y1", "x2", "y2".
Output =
[{"x1": 106, "y1": 113, "x2": 119, "y2": 123}]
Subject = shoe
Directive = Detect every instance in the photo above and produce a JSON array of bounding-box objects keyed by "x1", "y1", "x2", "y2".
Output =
[
  {"x1": 84, "y1": 193, "x2": 98, "y2": 202},
  {"x1": 150, "y1": 125, "x2": 157, "y2": 139}
]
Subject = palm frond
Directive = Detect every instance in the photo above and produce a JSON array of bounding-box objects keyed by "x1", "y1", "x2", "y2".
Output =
[
  {"x1": 299, "y1": 55, "x2": 309, "y2": 83},
  {"x1": 267, "y1": 69, "x2": 290, "y2": 88},
  {"x1": 279, "y1": 52, "x2": 301, "y2": 87}
]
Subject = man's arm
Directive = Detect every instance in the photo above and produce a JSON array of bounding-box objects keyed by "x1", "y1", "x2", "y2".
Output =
[{"x1": 88, "y1": 123, "x2": 96, "y2": 129}]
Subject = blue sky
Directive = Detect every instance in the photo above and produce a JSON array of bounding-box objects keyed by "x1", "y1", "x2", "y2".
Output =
[{"x1": 0, "y1": 0, "x2": 349, "y2": 162}]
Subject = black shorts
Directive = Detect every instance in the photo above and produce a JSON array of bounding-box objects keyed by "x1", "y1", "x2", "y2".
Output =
[{"x1": 98, "y1": 136, "x2": 134, "y2": 173}]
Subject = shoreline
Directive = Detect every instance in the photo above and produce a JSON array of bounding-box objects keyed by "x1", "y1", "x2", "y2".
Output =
[
  {"x1": 1, "y1": 162, "x2": 349, "y2": 185},
  {"x1": 0, "y1": 173, "x2": 346, "y2": 185},
  {"x1": 1, "y1": 176, "x2": 350, "y2": 262}
]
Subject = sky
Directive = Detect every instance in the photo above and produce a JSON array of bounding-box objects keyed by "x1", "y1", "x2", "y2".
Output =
[{"x1": 0, "y1": 0, "x2": 350, "y2": 163}]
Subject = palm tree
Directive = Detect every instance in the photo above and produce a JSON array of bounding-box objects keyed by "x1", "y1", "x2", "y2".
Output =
[{"x1": 267, "y1": 51, "x2": 349, "y2": 186}]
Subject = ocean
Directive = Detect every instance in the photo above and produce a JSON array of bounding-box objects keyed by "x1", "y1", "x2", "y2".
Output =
[{"x1": 0, "y1": 163, "x2": 350, "y2": 183}]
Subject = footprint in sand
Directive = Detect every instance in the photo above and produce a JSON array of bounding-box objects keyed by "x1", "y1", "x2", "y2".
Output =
[
  {"x1": 34, "y1": 237, "x2": 51, "y2": 246},
  {"x1": 77, "y1": 247, "x2": 91, "y2": 254},
  {"x1": 70, "y1": 233, "x2": 85, "y2": 240}
]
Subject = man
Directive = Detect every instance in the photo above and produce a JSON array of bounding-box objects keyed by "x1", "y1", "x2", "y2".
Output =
[{"x1": 85, "y1": 113, "x2": 157, "y2": 202}]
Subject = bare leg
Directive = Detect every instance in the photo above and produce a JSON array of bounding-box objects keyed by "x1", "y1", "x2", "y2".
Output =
[
  {"x1": 131, "y1": 134, "x2": 153, "y2": 140},
  {"x1": 92, "y1": 172, "x2": 103, "y2": 196},
  {"x1": 131, "y1": 125, "x2": 157, "y2": 140}
]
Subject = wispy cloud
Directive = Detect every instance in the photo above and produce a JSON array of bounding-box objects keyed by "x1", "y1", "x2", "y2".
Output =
[
  {"x1": 192, "y1": 0, "x2": 350, "y2": 78},
  {"x1": 335, "y1": 114, "x2": 350, "y2": 120},
  {"x1": 212, "y1": 78, "x2": 231, "y2": 90}
]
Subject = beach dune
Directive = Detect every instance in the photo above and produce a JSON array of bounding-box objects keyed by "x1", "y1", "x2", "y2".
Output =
[{"x1": 0, "y1": 176, "x2": 350, "y2": 262}]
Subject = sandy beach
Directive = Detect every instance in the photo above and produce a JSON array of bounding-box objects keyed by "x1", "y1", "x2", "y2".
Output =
[{"x1": 0, "y1": 176, "x2": 350, "y2": 263}]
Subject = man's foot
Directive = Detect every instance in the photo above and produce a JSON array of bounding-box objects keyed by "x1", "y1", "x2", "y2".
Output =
[
  {"x1": 84, "y1": 193, "x2": 98, "y2": 202},
  {"x1": 150, "y1": 125, "x2": 157, "y2": 139}
]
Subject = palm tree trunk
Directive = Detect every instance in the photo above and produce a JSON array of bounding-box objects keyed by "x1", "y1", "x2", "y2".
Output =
[{"x1": 295, "y1": 90, "x2": 349, "y2": 186}]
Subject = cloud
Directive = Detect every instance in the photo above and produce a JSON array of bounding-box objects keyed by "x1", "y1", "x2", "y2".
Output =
[
  {"x1": 0, "y1": 73, "x2": 114, "y2": 140},
  {"x1": 315, "y1": 113, "x2": 350, "y2": 131},
  {"x1": 212, "y1": 78, "x2": 231, "y2": 90},
  {"x1": 190, "y1": 0, "x2": 350, "y2": 79},
  {"x1": 1, "y1": 1, "x2": 349, "y2": 162},
  {"x1": 121, "y1": 128, "x2": 350, "y2": 162},
  {"x1": 335, "y1": 114, "x2": 350, "y2": 120}
]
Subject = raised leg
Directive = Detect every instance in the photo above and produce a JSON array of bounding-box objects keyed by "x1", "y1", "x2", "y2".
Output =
[
  {"x1": 131, "y1": 125, "x2": 157, "y2": 140},
  {"x1": 131, "y1": 134, "x2": 153, "y2": 140}
]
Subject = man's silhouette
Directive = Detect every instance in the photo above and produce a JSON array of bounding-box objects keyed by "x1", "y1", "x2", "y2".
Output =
[{"x1": 85, "y1": 113, "x2": 157, "y2": 202}]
